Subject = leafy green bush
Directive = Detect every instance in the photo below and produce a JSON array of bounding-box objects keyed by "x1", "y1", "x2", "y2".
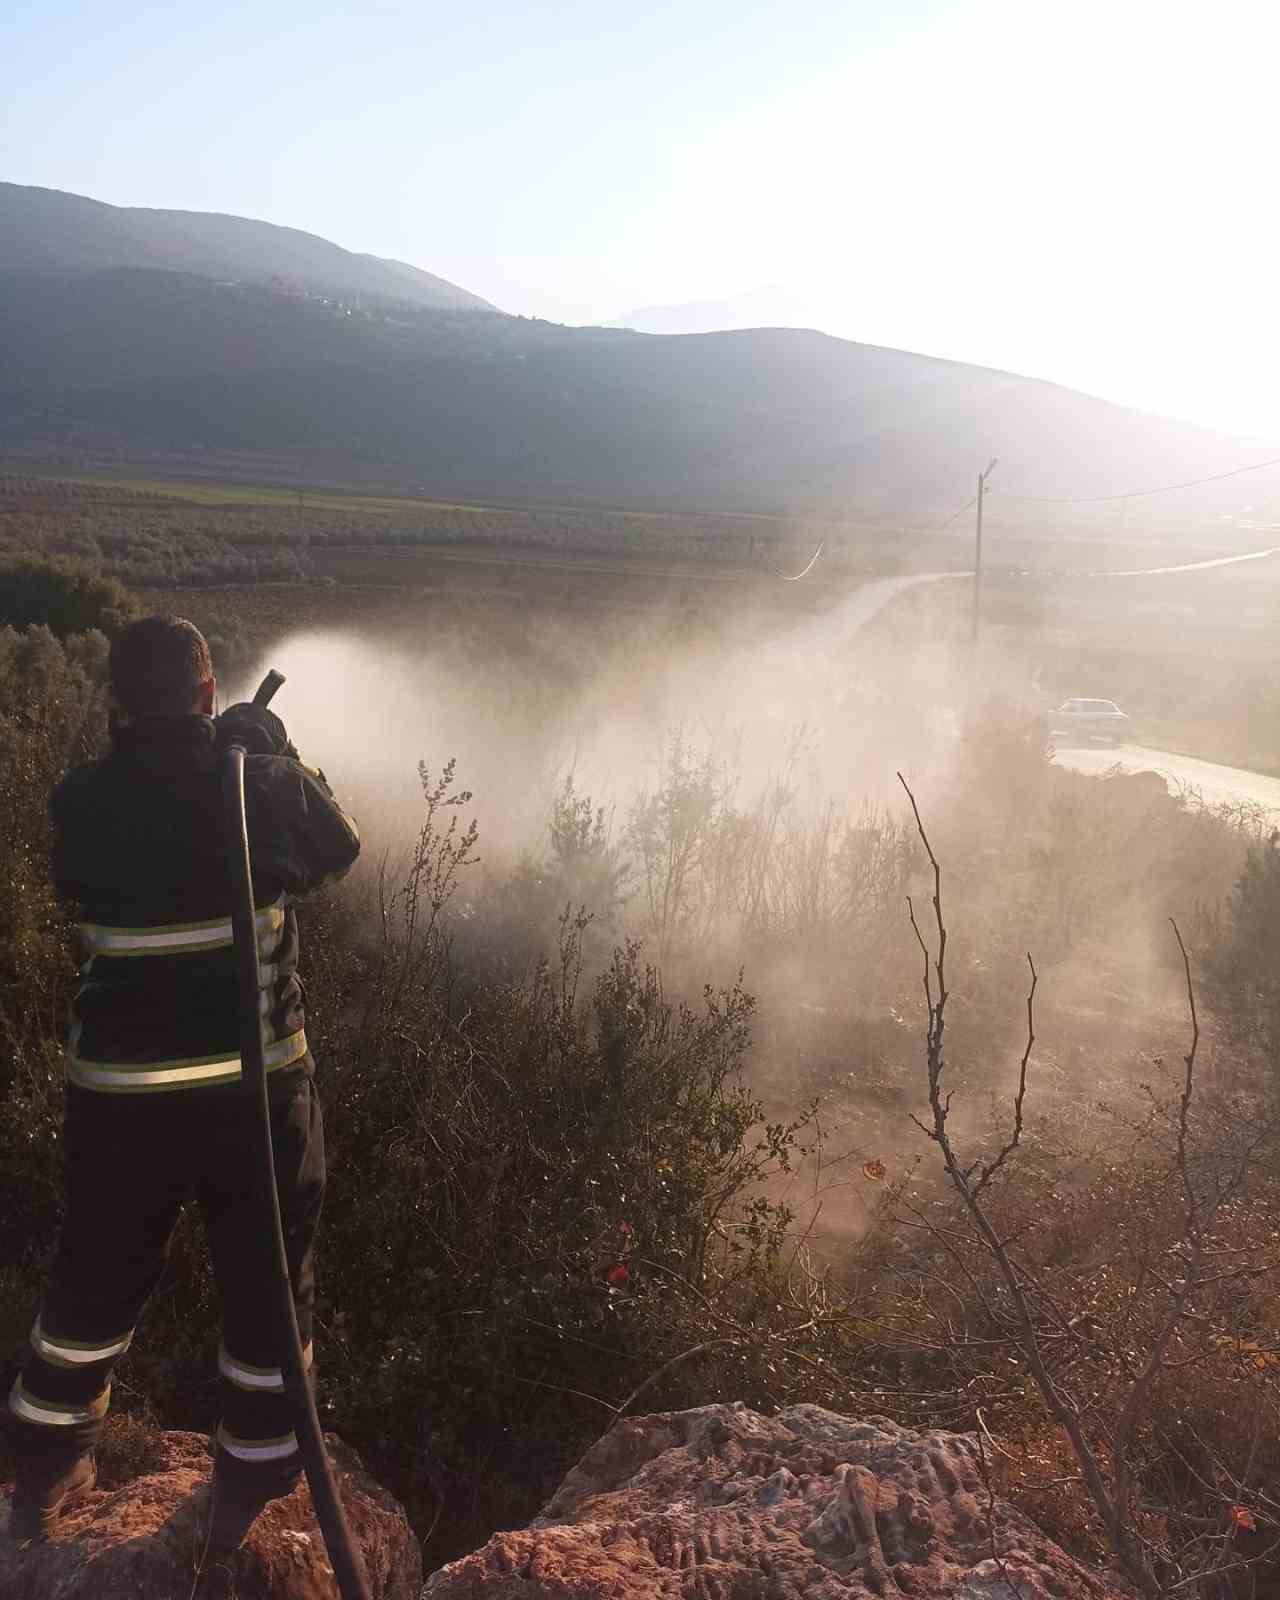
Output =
[
  {"x1": 0, "y1": 626, "x2": 110, "y2": 1274},
  {"x1": 0, "y1": 555, "x2": 139, "y2": 638},
  {"x1": 293, "y1": 765, "x2": 809, "y2": 1544}
]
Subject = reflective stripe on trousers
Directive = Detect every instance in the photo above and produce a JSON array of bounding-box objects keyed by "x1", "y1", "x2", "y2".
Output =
[
  {"x1": 68, "y1": 1027, "x2": 308, "y2": 1093},
  {"x1": 31, "y1": 1316, "x2": 133, "y2": 1368},
  {"x1": 219, "y1": 1341, "x2": 313, "y2": 1392},
  {"x1": 8, "y1": 1376, "x2": 111, "y2": 1428},
  {"x1": 216, "y1": 1426, "x2": 301, "y2": 1463},
  {"x1": 8, "y1": 1317, "x2": 133, "y2": 1434}
]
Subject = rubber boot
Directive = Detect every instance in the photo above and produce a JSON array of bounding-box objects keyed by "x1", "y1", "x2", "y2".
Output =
[
  {"x1": 204, "y1": 1461, "x2": 302, "y2": 1557},
  {"x1": 8, "y1": 1453, "x2": 96, "y2": 1542}
]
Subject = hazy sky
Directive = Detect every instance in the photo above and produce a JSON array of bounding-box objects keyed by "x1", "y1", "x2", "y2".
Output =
[{"x1": 6, "y1": 0, "x2": 1278, "y2": 438}]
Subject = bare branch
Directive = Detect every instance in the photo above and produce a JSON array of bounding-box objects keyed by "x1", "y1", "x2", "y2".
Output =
[
  {"x1": 972, "y1": 954, "x2": 1038, "y2": 1202},
  {"x1": 606, "y1": 1338, "x2": 742, "y2": 1431},
  {"x1": 899, "y1": 778, "x2": 1156, "y2": 1595}
]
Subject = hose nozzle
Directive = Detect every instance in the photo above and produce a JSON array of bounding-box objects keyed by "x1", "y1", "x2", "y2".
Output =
[{"x1": 253, "y1": 669, "x2": 286, "y2": 709}]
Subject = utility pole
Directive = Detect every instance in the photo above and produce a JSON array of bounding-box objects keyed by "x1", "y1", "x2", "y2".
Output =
[{"x1": 970, "y1": 457, "x2": 998, "y2": 649}]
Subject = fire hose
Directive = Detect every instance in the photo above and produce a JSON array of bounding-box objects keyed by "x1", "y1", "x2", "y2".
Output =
[{"x1": 222, "y1": 669, "x2": 373, "y2": 1600}]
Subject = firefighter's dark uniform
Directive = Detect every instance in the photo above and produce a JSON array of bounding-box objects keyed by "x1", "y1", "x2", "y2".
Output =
[{"x1": 7, "y1": 711, "x2": 359, "y2": 1485}]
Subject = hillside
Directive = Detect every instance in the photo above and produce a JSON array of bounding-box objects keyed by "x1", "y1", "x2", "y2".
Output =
[
  {"x1": 0, "y1": 182, "x2": 495, "y2": 312},
  {"x1": 2, "y1": 187, "x2": 1277, "y2": 527}
]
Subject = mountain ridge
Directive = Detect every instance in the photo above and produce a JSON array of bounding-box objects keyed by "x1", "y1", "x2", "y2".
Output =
[
  {"x1": 0, "y1": 181, "x2": 496, "y2": 313},
  {"x1": 3, "y1": 181, "x2": 1278, "y2": 531}
]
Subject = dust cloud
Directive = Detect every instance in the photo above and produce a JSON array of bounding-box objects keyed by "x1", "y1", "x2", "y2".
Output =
[
  {"x1": 227, "y1": 570, "x2": 1249, "y2": 1244},
  {"x1": 232, "y1": 573, "x2": 965, "y2": 859}
]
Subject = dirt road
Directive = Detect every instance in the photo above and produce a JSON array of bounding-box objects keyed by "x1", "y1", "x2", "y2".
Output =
[{"x1": 1053, "y1": 741, "x2": 1280, "y2": 822}]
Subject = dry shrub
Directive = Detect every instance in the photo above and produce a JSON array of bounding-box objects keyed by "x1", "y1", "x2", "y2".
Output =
[
  {"x1": 95, "y1": 1411, "x2": 171, "y2": 1489},
  {"x1": 837, "y1": 780, "x2": 1280, "y2": 1597}
]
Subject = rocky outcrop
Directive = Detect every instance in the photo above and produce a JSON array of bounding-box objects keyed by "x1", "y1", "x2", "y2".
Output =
[
  {"x1": 0, "y1": 1429, "x2": 422, "y2": 1599},
  {"x1": 424, "y1": 1403, "x2": 1123, "y2": 1599}
]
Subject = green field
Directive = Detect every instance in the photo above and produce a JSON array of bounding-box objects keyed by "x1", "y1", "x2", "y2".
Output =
[
  {"x1": 0, "y1": 462, "x2": 894, "y2": 534},
  {"x1": 6, "y1": 464, "x2": 1280, "y2": 776}
]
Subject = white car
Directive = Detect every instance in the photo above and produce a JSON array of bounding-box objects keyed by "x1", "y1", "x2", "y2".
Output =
[{"x1": 1047, "y1": 698, "x2": 1131, "y2": 743}]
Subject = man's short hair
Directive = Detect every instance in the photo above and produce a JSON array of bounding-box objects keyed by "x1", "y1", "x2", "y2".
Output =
[{"x1": 109, "y1": 616, "x2": 213, "y2": 719}]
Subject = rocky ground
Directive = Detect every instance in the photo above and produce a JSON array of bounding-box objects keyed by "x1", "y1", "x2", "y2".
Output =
[
  {"x1": 0, "y1": 1407, "x2": 1124, "y2": 1599},
  {"x1": 424, "y1": 1404, "x2": 1125, "y2": 1600},
  {"x1": 0, "y1": 1430, "x2": 422, "y2": 1599}
]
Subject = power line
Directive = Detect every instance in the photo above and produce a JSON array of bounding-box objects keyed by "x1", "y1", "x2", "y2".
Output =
[
  {"x1": 899, "y1": 494, "x2": 979, "y2": 538},
  {"x1": 935, "y1": 495, "x2": 977, "y2": 530},
  {"x1": 769, "y1": 448, "x2": 1280, "y2": 570},
  {"x1": 995, "y1": 451, "x2": 1280, "y2": 506}
]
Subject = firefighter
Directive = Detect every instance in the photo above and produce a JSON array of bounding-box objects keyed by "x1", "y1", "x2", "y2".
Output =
[{"x1": 5, "y1": 616, "x2": 360, "y2": 1544}]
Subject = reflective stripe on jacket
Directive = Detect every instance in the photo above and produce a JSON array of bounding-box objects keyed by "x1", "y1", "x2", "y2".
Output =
[
  {"x1": 78, "y1": 900, "x2": 284, "y2": 957},
  {"x1": 52, "y1": 715, "x2": 359, "y2": 1092}
]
